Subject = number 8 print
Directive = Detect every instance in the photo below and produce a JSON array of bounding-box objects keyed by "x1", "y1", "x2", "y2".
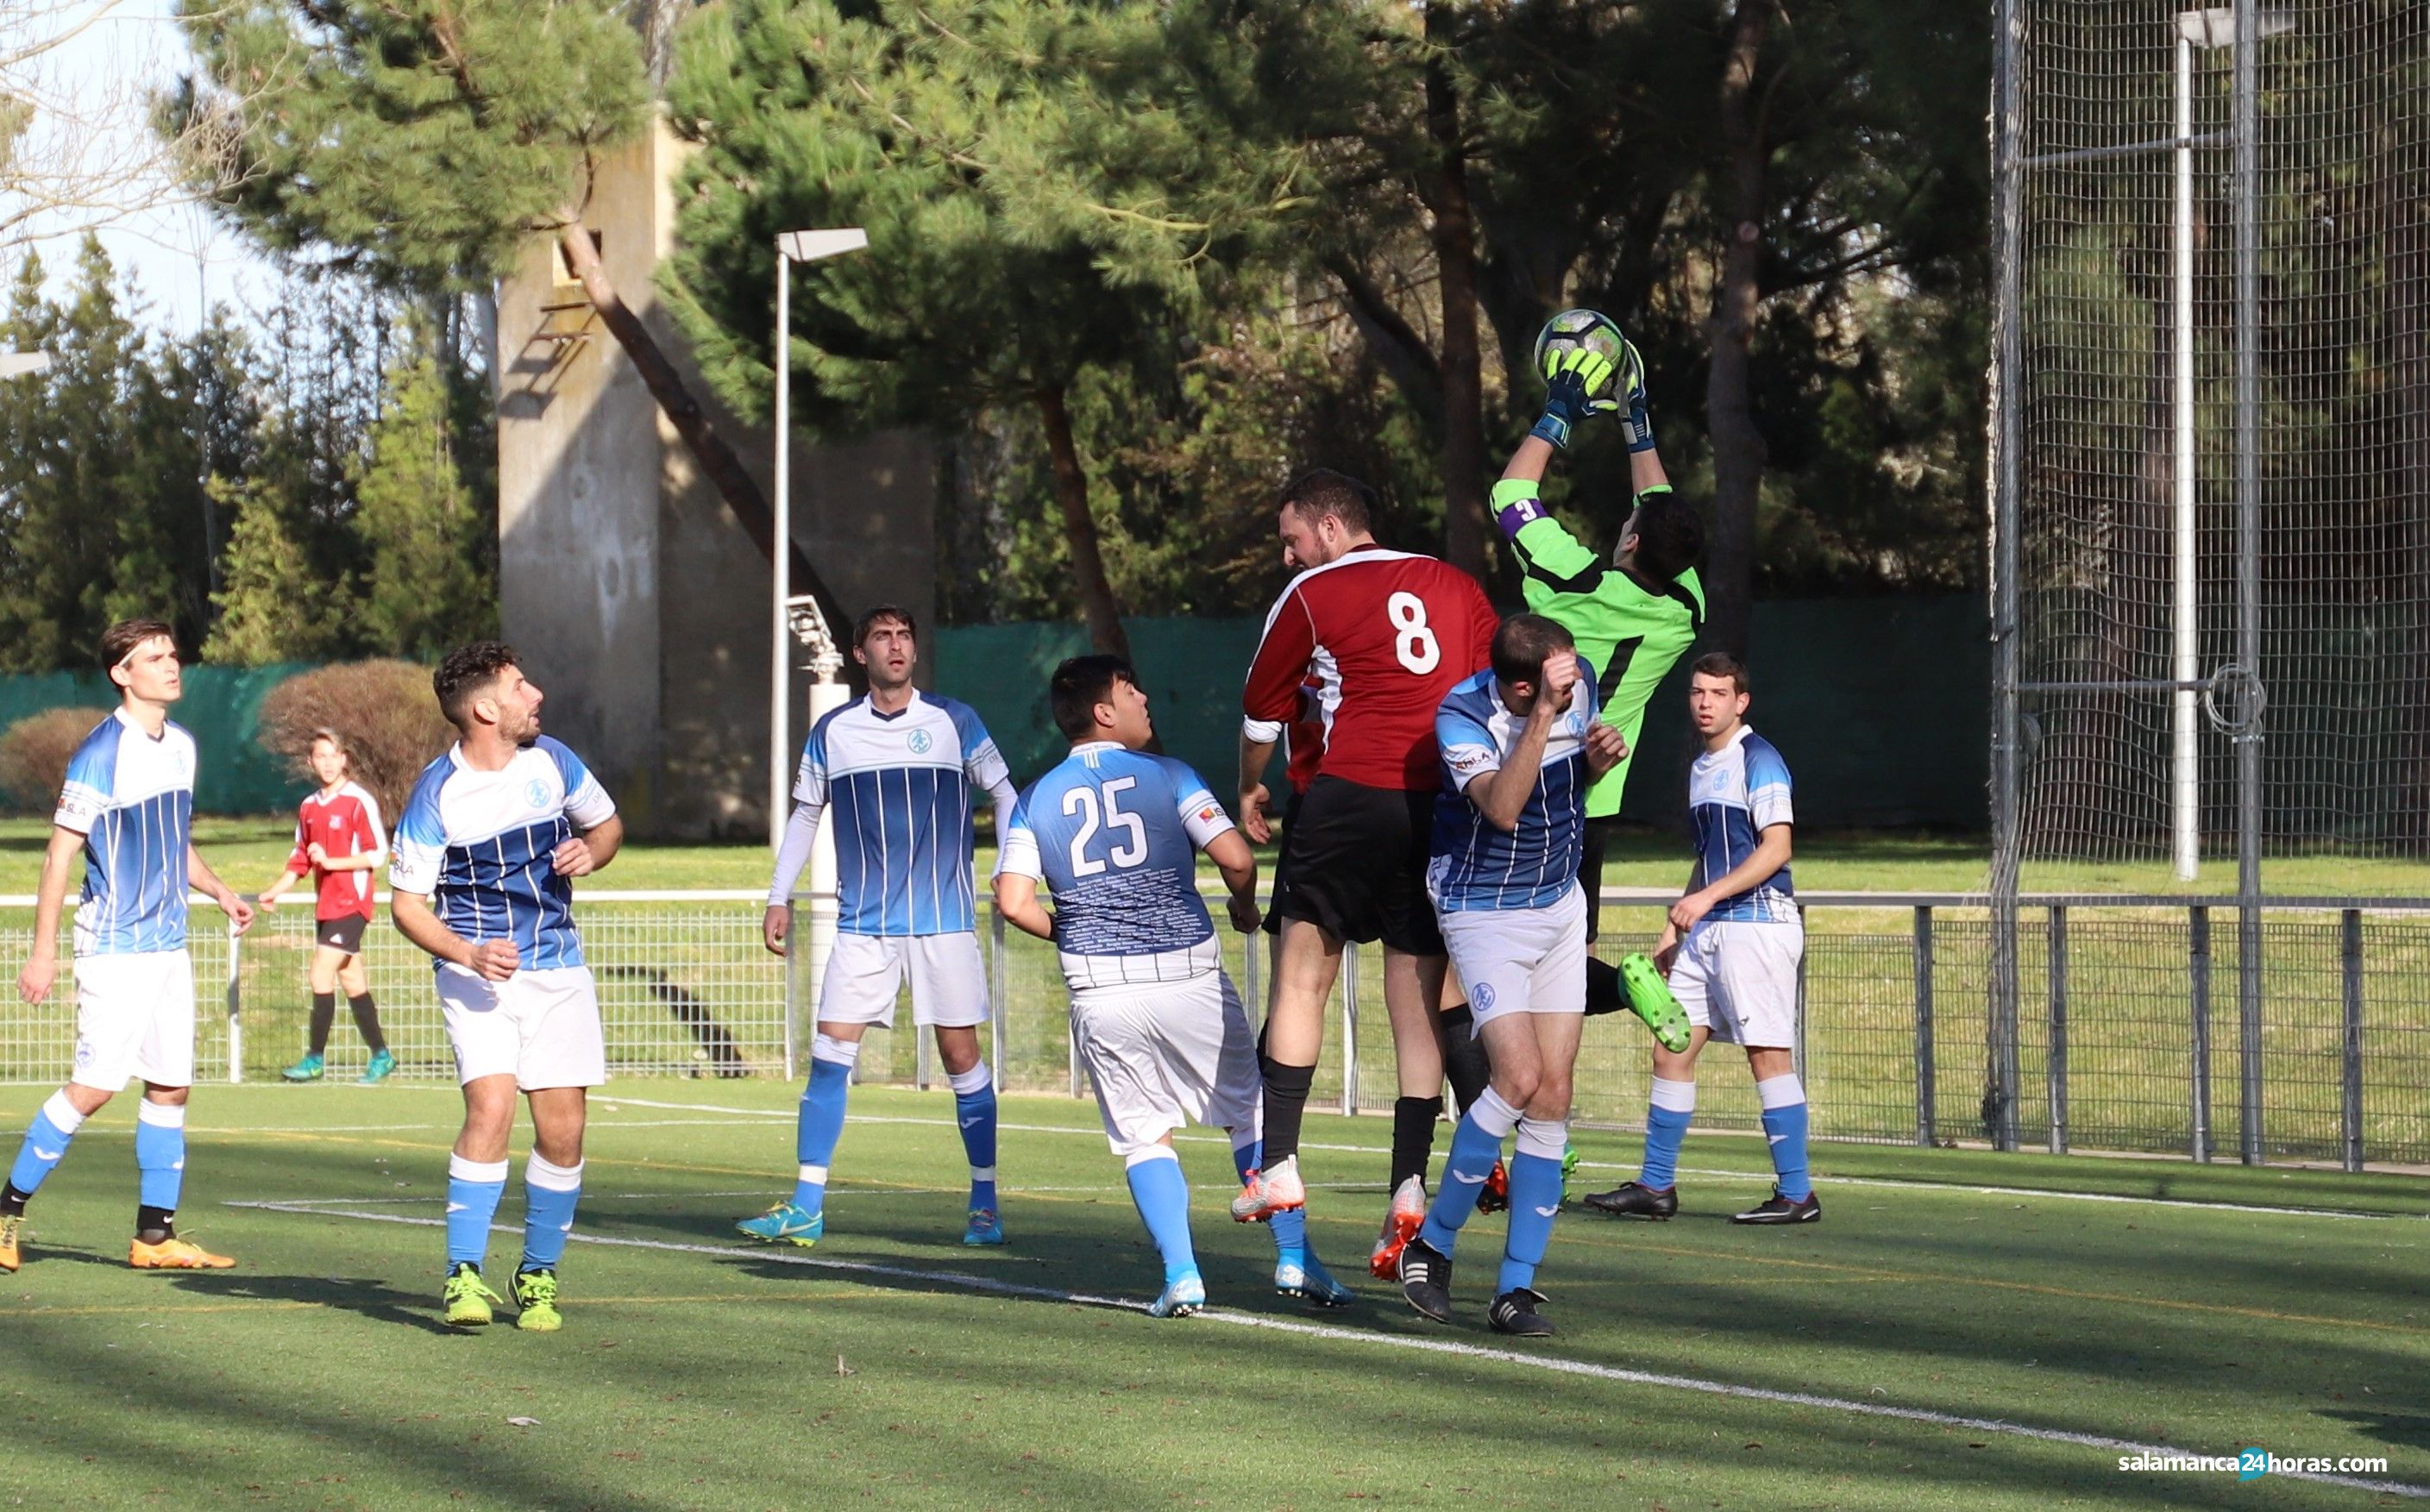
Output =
[{"x1": 1388, "y1": 591, "x2": 1440, "y2": 674}]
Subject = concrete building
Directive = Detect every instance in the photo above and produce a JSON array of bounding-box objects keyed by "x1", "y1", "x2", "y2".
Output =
[{"x1": 494, "y1": 118, "x2": 938, "y2": 838}]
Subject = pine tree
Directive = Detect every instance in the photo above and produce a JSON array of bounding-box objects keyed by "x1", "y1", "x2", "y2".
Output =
[{"x1": 201, "y1": 476, "x2": 349, "y2": 666}]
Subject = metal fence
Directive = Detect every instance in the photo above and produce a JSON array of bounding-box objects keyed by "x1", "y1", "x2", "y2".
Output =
[{"x1": 4, "y1": 888, "x2": 2427, "y2": 1170}]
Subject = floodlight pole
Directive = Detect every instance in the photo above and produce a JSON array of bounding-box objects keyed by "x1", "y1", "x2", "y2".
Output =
[{"x1": 769, "y1": 228, "x2": 869, "y2": 855}]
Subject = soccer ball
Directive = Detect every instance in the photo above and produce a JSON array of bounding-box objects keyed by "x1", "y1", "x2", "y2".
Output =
[{"x1": 1532, "y1": 308, "x2": 1630, "y2": 413}]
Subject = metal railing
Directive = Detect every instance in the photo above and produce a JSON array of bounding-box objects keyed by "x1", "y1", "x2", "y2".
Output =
[{"x1": 3, "y1": 888, "x2": 2426, "y2": 1170}]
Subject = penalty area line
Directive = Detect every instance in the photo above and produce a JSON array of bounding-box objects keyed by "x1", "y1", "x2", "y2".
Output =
[{"x1": 228, "y1": 1199, "x2": 2428, "y2": 1500}]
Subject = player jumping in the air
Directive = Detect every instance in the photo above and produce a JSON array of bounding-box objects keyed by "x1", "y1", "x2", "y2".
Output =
[
  {"x1": 995, "y1": 656, "x2": 1353, "y2": 1316},
  {"x1": 743, "y1": 606, "x2": 1019, "y2": 1251},
  {"x1": 1, "y1": 619, "x2": 255, "y2": 1274},
  {"x1": 391, "y1": 643, "x2": 625, "y2": 1329},
  {"x1": 1397, "y1": 615, "x2": 1621, "y2": 1336},
  {"x1": 258, "y1": 728, "x2": 393, "y2": 1084},
  {"x1": 1234, "y1": 469, "x2": 1499, "y2": 1277},
  {"x1": 1583, "y1": 653, "x2": 1818, "y2": 1226}
]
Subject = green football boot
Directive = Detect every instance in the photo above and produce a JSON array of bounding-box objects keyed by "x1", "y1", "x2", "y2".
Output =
[
  {"x1": 1560, "y1": 1142, "x2": 1580, "y2": 1207},
  {"x1": 1619, "y1": 953, "x2": 1692, "y2": 1053},
  {"x1": 443, "y1": 1262, "x2": 502, "y2": 1327},
  {"x1": 280, "y1": 1052, "x2": 325, "y2": 1083},
  {"x1": 512, "y1": 1268, "x2": 563, "y2": 1332}
]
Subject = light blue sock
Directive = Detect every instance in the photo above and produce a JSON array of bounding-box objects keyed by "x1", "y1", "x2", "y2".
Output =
[
  {"x1": 950, "y1": 1064, "x2": 999, "y2": 1212},
  {"x1": 1234, "y1": 1135, "x2": 1307, "y2": 1264},
  {"x1": 1416, "y1": 1088, "x2": 1521, "y2": 1258},
  {"x1": 8, "y1": 1092, "x2": 85, "y2": 1199},
  {"x1": 1499, "y1": 1134, "x2": 1566, "y2": 1295},
  {"x1": 446, "y1": 1155, "x2": 508, "y2": 1269},
  {"x1": 134, "y1": 1101, "x2": 186, "y2": 1213},
  {"x1": 1640, "y1": 1077, "x2": 1696, "y2": 1189},
  {"x1": 519, "y1": 1155, "x2": 583, "y2": 1271},
  {"x1": 1124, "y1": 1150, "x2": 1197, "y2": 1284},
  {"x1": 1758, "y1": 1074, "x2": 1812, "y2": 1201},
  {"x1": 793, "y1": 1044, "x2": 856, "y2": 1214}
]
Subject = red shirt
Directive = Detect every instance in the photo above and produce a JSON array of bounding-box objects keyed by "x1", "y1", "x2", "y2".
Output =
[
  {"x1": 1242, "y1": 545, "x2": 1500, "y2": 791},
  {"x1": 286, "y1": 781, "x2": 386, "y2": 921}
]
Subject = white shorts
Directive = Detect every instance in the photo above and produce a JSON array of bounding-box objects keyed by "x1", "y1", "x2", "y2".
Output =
[
  {"x1": 1670, "y1": 918, "x2": 1805, "y2": 1048},
  {"x1": 1070, "y1": 970, "x2": 1260, "y2": 1158},
  {"x1": 816, "y1": 932, "x2": 989, "y2": 1030},
  {"x1": 436, "y1": 964, "x2": 607, "y2": 1089},
  {"x1": 71, "y1": 950, "x2": 196, "y2": 1091},
  {"x1": 1439, "y1": 884, "x2": 1588, "y2": 1031}
]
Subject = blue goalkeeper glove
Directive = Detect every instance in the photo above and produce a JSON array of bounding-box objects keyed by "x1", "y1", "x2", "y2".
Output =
[{"x1": 1530, "y1": 347, "x2": 1615, "y2": 450}]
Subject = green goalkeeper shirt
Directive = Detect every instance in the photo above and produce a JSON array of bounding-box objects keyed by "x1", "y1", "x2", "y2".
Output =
[{"x1": 1498, "y1": 480, "x2": 1705, "y2": 819}]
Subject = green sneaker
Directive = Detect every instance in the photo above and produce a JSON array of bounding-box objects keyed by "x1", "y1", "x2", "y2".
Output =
[
  {"x1": 1619, "y1": 953, "x2": 1692, "y2": 1053},
  {"x1": 443, "y1": 1262, "x2": 502, "y2": 1327},
  {"x1": 280, "y1": 1052, "x2": 325, "y2": 1083},
  {"x1": 1560, "y1": 1142, "x2": 1580, "y2": 1207},
  {"x1": 359, "y1": 1049, "x2": 397, "y2": 1085},
  {"x1": 512, "y1": 1268, "x2": 562, "y2": 1332},
  {"x1": 736, "y1": 1201, "x2": 823, "y2": 1247}
]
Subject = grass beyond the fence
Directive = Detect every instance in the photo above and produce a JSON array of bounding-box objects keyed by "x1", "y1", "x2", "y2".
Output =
[
  {"x1": 0, "y1": 1082, "x2": 2421, "y2": 1509},
  {"x1": 0, "y1": 818, "x2": 2423, "y2": 907}
]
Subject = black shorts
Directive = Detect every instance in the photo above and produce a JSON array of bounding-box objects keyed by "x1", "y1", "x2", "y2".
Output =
[
  {"x1": 316, "y1": 913, "x2": 369, "y2": 955},
  {"x1": 1260, "y1": 791, "x2": 1306, "y2": 938},
  {"x1": 1272, "y1": 775, "x2": 1445, "y2": 957}
]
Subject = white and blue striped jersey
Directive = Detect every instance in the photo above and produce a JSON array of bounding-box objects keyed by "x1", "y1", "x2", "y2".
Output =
[
  {"x1": 1428, "y1": 669, "x2": 1597, "y2": 913},
  {"x1": 389, "y1": 737, "x2": 617, "y2": 970},
  {"x1": 56, "y1": 710, "x2": 197, "y2": 956},
  {"x1": 791, "y1": 691, "x2": 1011, "y2": 938},
  {"x1": 1691, "y1": 725, "x2": 1796, "y2": 923},
  {"x1": 997, "y1": 743, "x2": 1236, "y2": 990}
]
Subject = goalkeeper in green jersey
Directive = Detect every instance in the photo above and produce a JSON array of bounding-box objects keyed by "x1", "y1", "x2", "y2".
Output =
[{"x1": 1443, "y1": 338, "x2": 1703, "y2": 1167}]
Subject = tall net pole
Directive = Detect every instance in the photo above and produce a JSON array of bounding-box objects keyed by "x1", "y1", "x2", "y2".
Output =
[
  {"x1": 1987, "y1": 0, "x2": 2028, "y2": 1155},
  {"x1": 2229, "y1": 0, "x2": 2264, "y2": 1165}
]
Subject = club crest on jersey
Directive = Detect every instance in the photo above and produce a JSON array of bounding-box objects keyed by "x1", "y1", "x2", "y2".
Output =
[
  {"x1": 908, "y1": 729, "x2": 934, "y2": 755},
  {"x1": 524, "y1": 778, "x2": 551, "y2": 808}
]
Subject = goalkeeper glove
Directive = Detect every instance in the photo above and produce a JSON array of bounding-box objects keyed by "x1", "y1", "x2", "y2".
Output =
[
  {"x1": 1530, "y1": 347, "x2": 1615, "y2": 450},
  {"x1": 1618, "y1": 337, "x2": 1655, "y2": 454}
]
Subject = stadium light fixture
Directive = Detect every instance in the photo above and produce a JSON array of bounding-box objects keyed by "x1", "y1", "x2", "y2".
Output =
[
  {"x1": 2167, "y1": 7, "x2": 2291, "y2": 881},
  {"x1": 0, "y1": 351, "x2": 52, "y2": 378}
]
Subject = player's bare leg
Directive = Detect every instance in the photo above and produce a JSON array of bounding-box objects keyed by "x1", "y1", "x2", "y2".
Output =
[
  {"x1": 936, "y1": 1022, "x2": 1003, "y2": 1244},
  {"x1": 1234, "y1": 918, "x2": 1339, "y2": 1220}
]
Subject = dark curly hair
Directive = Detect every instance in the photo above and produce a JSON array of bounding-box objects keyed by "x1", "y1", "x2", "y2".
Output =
[{"x1": 432, "y1": 642, "x2": 522, "y2": 731}]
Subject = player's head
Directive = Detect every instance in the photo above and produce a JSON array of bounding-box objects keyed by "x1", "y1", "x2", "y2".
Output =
[
  {"x1": 434, "y1": 641, "x2": 543, "y2": 743},
  {"x1": 307, "y1": 727, "x2": 352, "y2": 787},
  {"x1": 1276, "y1": 468, "x2": 1378, "y2": 569},
  {"x1": 1490, "y1": 612, "x2": 1575, "y2": 714},
  {"x1": 102, "y1": 618, "x2": 180, "y2": 706},
  {"x1": 1687, "y1": 651, "x2": 1751, "y2": 741},
  {"x1": 1617, "y1": 492, "x2": 1704, "y2": 583},
  {"x1": 1050, "y1": 654, "x2": 1153, "y2": 750},
  {"x1": 852, "y1": 605, "x2": 919, "y2": 691}
]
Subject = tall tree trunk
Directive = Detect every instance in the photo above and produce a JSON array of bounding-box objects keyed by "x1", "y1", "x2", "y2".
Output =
[
  {"x1": 1422, "y1": 3, "x2": 1491, "y2": 583},
  {"x1": 552, "y1": 221, "x2": 848, "y2": 639},
  {"x1": 1035, "y1": 382, "x2": 1131, "y2": 658},
  {"x1": 1703, "y1": 0, "x2": 1775, "y2": 659}
]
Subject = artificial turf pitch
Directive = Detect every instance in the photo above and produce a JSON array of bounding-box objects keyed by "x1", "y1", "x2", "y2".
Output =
[{"x1": 1, "y1": 1081, "x2": 2424, "y2": 1509}]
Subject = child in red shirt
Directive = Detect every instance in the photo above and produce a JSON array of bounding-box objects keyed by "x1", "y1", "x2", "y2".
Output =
[{"x1": 259, "y1": 730, "x2": 392, "y2": 1082}]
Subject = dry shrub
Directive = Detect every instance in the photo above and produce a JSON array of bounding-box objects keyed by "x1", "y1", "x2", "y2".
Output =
[
  {"x1": 259, "y1": 661, "x2": 453, "y2": 822},
  {"x1": 0, "y1": 707, "x2": 114, "y2": 814}
]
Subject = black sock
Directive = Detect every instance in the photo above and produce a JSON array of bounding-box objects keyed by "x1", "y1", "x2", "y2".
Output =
[
  {"x1": 1259, "y1": 1057, "x2": 1316, "y2": 1166},
  {"x1": 1441, "y1": 1008, "x2": 1492, "y2": 1114},
  {"x1": 1585, "y1": 957, "x2": 1628, "y2": 1017},
  {"x1": 1, "y1": 1182, "x2": 29, "y2": 1217},
  {"x1": 348, "y1": 993, "x2": 386, "y2": 1054},
  {"x1": 307, "y1": 991, "x2": 337, "y2": 1055},
  {"x1": 136, "y1": 1204, "x2": 175, "y2": 1243},
  {"x1": 1390, "y1": 1095, "x2": 1443, "y2": 1190}
]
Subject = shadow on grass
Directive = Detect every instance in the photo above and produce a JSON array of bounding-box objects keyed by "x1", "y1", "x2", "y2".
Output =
[
  {"x1": 2322, "y1": 1408, "x2": 2430, "y2": 1453},
  {"x1": 166, "y1": 1268, "x2": 460, "y2": 1335}
]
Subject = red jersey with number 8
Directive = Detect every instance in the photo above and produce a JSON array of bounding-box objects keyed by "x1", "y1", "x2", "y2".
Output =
[{"x1": 1243, "y1": 545, "x2": 1500, "y2": 791}]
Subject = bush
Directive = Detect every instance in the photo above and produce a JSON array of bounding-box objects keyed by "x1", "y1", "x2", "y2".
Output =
[
  {"x1": 259, "y1": 661, "x2": 453, "y2": 823},
  {"x1": 0, "y1": 707, "x2": 115, "y2": 815}
]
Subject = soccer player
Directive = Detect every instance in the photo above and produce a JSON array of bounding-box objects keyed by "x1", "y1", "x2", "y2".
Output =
[
  {"x1": 390, "y1": 643, "x2": 624, "y2": 1329},
  {"x1": 1233, "y1": 469, "x2": 1499, "y2": 1275},
  {"x1": 742, "y1": 605, "x2": 1019, "y2": 1251},
  {"x1": 1396, "y1": 614, "x2": 1622, "y2": 1336},
  {"x1": 1, "y1": 618, "x2": 255, "y2": 1274},
  {"x1": 995, "y1": 656, "x2": 1353, "y2": 1316},
  {"x1": 1582, "y1": 653, "x2": 1818, "y2": 1226},
  {"x1": 259, "y1": 729, "x2": 393, "y2": 1083}
]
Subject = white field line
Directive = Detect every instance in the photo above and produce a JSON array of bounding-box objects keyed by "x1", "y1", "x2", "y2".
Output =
[
  {"x1": 225, "y1": 1199, "x2": 2430, "y2": 1501},
  {"x1": 245, "y1": 1180, "x2": 1384, "y2": 1208},
  {"x1": 592, "y1": 1099, "x2": 2417, "y2": 1223}
]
